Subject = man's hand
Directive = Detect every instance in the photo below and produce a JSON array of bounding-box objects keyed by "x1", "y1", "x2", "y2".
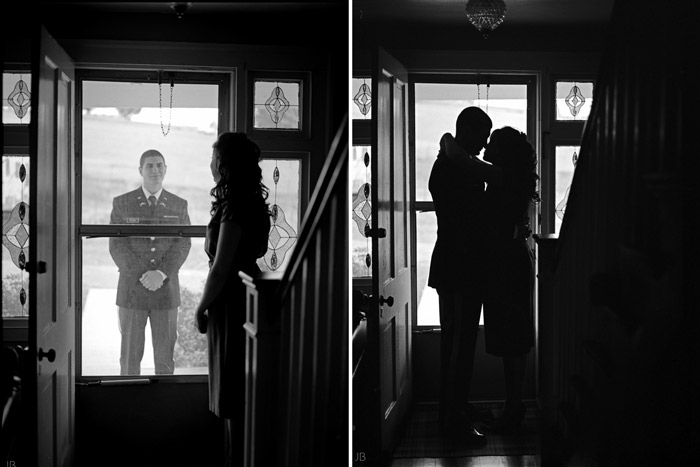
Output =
[
  {"x1": 140, "y1": 270, "x2": 165, "y2": 291},
  {"x1": 439, "y1": 132, "x2": 454, "y2": 155}
]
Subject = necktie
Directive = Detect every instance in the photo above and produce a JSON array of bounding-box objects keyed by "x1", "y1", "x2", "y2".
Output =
[{"x1": 148, "y1": 196, "x2": 158, "y2": 221}]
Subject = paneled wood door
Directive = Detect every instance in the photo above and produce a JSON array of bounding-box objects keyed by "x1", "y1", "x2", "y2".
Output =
[
  {"x1": 30, "y1": 25, "x2": 76, "y2": 467},
  {"x1": 366, "y1": 46, "x2": 413, "y2": 462}
]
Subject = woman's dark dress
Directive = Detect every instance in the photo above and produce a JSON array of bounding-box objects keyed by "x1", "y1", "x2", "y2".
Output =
[
  {"x1": 204, "y1": 199, "x2": 270, "y2": 419},
  {"x1": 482, "y1": 183, "x2": 535, "y2": 357}
]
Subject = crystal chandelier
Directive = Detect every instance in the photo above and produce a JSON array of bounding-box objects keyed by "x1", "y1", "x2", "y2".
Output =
[{"x1": 465, "y1": 0, "x2": 507, "y2": 38}]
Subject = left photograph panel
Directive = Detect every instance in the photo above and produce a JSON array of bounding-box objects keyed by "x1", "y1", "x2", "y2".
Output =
[{"x1": 1, "y1": 2, "x2": 349, "y2": 467}]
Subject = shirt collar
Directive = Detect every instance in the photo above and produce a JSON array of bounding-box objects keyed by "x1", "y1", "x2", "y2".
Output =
[{"x1": 142, "y1": 186, "x2": 163, "y2": 201}]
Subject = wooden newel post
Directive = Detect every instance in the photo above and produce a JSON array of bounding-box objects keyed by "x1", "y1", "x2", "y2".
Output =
[{"x1": 240, "y1": 270, "x2": 283, "y2": 467}]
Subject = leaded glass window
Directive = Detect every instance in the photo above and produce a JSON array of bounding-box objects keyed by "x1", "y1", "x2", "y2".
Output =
[
  {"x1": 351, "y1": 145, "x2": 372, "y2": 277},
  {"x1": 352, "y1": 77, "x2": 372, "y2": 120},
  {"x1": 2, "y1": 154, "x2": 30, "y2": 317},
  {"x1": 555, "y1": 81, "x2": 594, "y2": 121},
  {"x1": 3, "y1": 73, "x2": 32, "y2": 125},
  {"x1": 253, "y1": 80, "x2": 301, "y2": 130},
  {"x1": 257, "y1": 157, "x2": 300, "y2": 272},
  {"x1": 554, "y1": 145, "x2": 580, "y2": 234}
]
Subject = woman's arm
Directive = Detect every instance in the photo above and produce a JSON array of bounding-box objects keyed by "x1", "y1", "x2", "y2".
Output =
[
  {"x1": 195, "y1": 221, "x2": 242, "y2": 333},
  {"x1": 440, "y1": 132, "x2": 502, "y2": 185}
]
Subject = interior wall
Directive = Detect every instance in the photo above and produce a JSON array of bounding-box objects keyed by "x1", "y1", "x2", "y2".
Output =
[{"x1": 76, "y1": 383, "x2": 223, "y2": 466}]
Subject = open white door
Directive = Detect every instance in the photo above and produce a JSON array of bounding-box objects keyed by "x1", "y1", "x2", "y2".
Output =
[
  {"x1": 366, "y1": 46, "x2": 413, "y2": 462},
  {"x1": 29, "y1": 25, "x2": 76, "y2": 467}
]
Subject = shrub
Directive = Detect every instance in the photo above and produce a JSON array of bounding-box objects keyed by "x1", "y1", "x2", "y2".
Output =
[
  {"x1": 174, "y1": 285, "x2": 208, "y2": 369},
  {"x1": 2, "y1": 272, "x2": 28, "y2": 317}
]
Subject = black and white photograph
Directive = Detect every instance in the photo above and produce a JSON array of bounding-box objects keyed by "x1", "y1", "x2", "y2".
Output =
[
  {"x1": 2, "y1": 0, "x2": 698, "y2": 466},
  {"x1": 351, "y1": 0, "x2": 696, "y2": 466},
  {"x1": 2, "y1": 1, "x2": 348, "y2": 466}
]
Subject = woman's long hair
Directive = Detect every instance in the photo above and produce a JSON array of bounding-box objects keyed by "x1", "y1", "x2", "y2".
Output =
[
  {"x1": 210, "y1": 132, "x2": 270, "y2": 215},
  {"x1": 488, "y1": 126, "x2": 540, "y2": 208}
]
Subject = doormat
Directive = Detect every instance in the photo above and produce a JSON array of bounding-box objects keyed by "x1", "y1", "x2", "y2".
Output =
[{"x1": 392, "y1": 402, "x2": 539, "y2": 458}]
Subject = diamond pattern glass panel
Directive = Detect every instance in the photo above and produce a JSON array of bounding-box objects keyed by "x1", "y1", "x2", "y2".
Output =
[
  {"x1": 352, "y1": 77, "x2": 372, "y2": 120},
  {"x1": 254, "y1": 80, "x2": 301, "y2": 130},
  {"x1": 351, "y1": 145, "x2": 372, "y2": 278},
  {"x1": 3, "y1": 73, "x2": 32, "y2": 124},
  {"x1": 556, "y1": 81, "x2": 594, "y2": 121},
  {"x1": 2, "y1": 155, "x2": 30, "y2": 317},
  {"x1": 257, "y1": 158, "x2": 301, "y2": 272}
]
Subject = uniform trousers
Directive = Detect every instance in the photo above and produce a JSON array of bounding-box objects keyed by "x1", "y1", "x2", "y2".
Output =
[
  {"x1": 438, "y1": 289, "x2": 483, "y2": 427},
  {"x1": 118, "y1": 306, "x2": 178, "y2": 375}
]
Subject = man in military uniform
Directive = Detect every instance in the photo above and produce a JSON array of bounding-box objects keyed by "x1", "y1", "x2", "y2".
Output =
[{"x1": 109, "y1": 149, "x2": 191, "y2": 375}]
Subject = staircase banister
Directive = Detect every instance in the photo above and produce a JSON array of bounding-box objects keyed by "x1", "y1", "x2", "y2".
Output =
[{"x1": 278, "y1": 114, "x2": 348, "y2": 301}]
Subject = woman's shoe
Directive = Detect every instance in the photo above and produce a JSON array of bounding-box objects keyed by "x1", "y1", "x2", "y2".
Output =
[{"x1": 488, "y1": 401, "x2": 526, "y2": 434}]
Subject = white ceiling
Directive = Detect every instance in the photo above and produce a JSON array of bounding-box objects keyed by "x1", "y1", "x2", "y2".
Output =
[{"x1": 354, "y1": 0, "x2": 616, "y2": 26}]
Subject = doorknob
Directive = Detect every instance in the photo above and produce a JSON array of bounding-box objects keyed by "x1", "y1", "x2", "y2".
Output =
[
  {"x1": 38, "y1": 348, "x2": 56, "y2": 362},
  {"x1": 365, "y1": 226, "x2": 387, "y2": 238},
  {"x1": 379, "y1": 295, "x2": 394, "y2": 307},
  {"x1": 26, "y1": 260, "x2": 48, "y2": 274}
]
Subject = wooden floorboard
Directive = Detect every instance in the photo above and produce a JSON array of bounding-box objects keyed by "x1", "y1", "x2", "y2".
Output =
[
  {"x1": 389, "y1": 455, "x2": 540, "y2": 467},
  {"x1": 387, "y1": 402, "x2": 541, "y2": 467}
]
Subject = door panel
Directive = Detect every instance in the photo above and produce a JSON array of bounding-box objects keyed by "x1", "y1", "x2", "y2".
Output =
[
  {"x1": 31, "y1": 25, "x2": 76, "y2": 467},
  {"x1": 368, "y1": 47, "x2": 413, "y2": 460}
]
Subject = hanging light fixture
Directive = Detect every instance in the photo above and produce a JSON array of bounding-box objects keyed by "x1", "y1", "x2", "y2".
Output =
[{"x1": 465, "y1": 0, "x2": 507, "y2": 39}]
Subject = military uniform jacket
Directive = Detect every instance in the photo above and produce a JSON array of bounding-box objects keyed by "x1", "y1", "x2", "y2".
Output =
[
  {"x1": 109, "y1": 188, "x2": 191, "y2": 310},
  {"x1": 427, "y1": 151, "x2": 487, "y2": 291}
]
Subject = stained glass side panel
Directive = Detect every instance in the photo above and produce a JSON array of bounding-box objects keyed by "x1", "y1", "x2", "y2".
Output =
[
  {"x1": 253, "y1": 80, "x2": 301, "y2": 130},
  {"x1": 2, "y1": 155, "x2": 30, "y2": 318},
  {"x1": 2, "y1": 73, "x2": 32, "y2": 124},
  {"x1": 257, "y1": 158, "x2": 300, "y2": 273},
  {"x1": 554, "y1": 145, "x2": 580, "y2": 234},
  {"x1": 351, "y1": 145, "x2": 372, "y2": 278},
  {"x1": 352, "y1": 77, "x2": 372, "y2": 121},
  {"x1": 555, "y1": 81, "x2": 594, "y2": 121}
]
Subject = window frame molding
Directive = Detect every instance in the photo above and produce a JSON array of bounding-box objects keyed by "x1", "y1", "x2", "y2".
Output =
[{"x1": 541, "y1": 72, "x2": 596, "y2": 234}]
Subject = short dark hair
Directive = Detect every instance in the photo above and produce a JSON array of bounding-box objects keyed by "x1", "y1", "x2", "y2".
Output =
[
  {"x1": 139, "y1": 149, "x2": 165, "y2": 168},
  {"x1": 455, "y1": 106, "x2": 492, "y2": 139}
]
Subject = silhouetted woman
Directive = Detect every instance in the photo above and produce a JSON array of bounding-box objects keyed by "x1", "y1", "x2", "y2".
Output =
[
  {"x1": 195, "y1": 132, "x2": 270, "y2": 465},
  {"x1": 442, "y1": 126, "x2": 538, "y2": 433}
]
